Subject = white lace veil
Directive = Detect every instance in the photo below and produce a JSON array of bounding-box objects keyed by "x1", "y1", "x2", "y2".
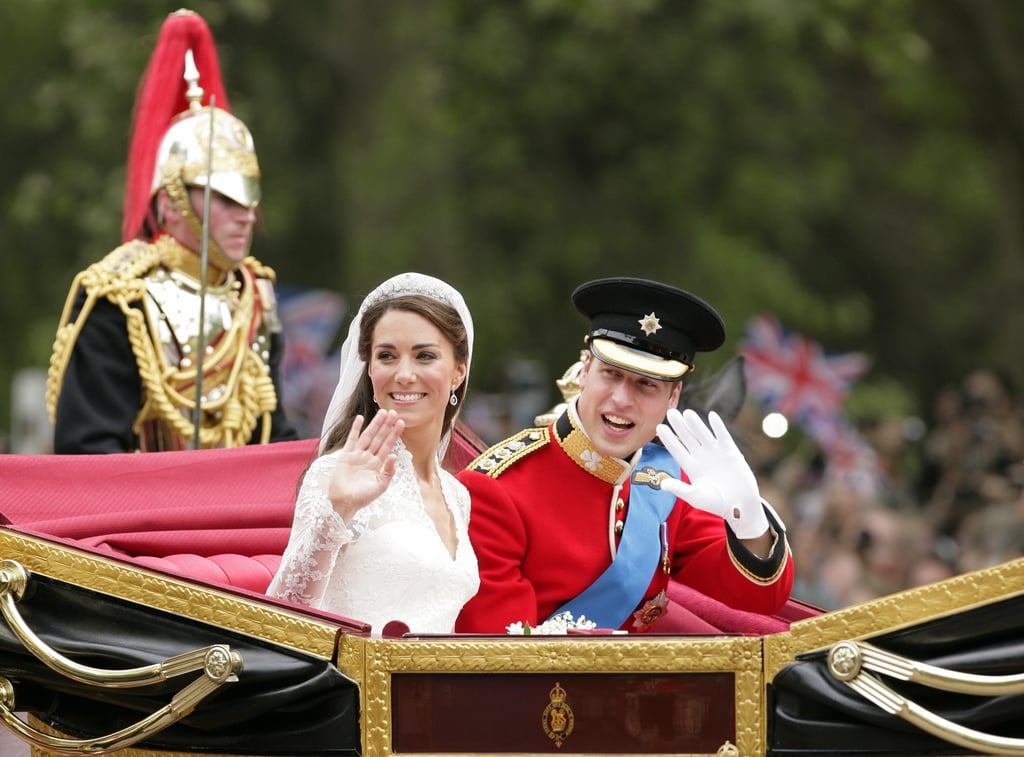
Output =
[{"x1": 319, "y1": 272, "x2": 474, "y2": 457}]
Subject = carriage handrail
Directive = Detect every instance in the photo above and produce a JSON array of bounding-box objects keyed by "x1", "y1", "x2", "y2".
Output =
[
  {"x1": 0, "y1": 666, "x2": 239, "y2": 756},
  {"x1": 0, "y1": 558, "x2": 243, "y2": 754},
  {"x1": 0, "y1": 558, "x2": 240, "y2": 688},
  {"x1": 828, "y1": 639, "x2": 1024, "y2": 756}
]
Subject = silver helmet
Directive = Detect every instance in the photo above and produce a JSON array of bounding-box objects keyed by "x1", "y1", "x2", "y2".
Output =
[{"x1": 152, "y1": 104, "x2": 261, "y2": 211}]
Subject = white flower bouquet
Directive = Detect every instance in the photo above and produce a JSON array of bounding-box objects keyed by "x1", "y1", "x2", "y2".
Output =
[{"x1": 506, "y1": 611, "x2": 598, "y2": 635}]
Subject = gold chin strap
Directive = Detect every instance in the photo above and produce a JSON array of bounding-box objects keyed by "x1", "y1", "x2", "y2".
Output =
[{"x1": 163, "y1": 176, "x2": 244, "y2": 272}]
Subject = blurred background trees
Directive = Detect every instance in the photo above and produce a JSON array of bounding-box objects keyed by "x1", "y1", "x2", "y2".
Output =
[{"x1": 5, "y1": 0, "x2": 1024, "y2": 450}]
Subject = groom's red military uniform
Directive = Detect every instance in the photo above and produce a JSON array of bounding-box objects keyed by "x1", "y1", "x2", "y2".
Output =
[{"x1": 455, "y1": 407, "x2": 792, "y2": 634}]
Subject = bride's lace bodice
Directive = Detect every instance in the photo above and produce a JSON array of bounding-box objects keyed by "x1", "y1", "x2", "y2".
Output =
[{"x1": 266, "y1": 441, "x2": 479, "y2": 635}]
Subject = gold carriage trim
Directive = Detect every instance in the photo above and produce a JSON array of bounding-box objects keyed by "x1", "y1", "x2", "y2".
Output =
[{"x1": 466, "y1": 428, "x2": 549, "y2": 477}]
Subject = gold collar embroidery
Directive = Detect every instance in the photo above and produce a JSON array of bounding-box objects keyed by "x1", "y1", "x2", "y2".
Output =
[{"x1": 553, "y1": 405, "x2": 630, "y2": 485}]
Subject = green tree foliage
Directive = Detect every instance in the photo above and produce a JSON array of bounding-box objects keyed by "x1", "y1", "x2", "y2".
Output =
[{"x1": 3, "y1": 0, "x2": 1023, "y2": 442}]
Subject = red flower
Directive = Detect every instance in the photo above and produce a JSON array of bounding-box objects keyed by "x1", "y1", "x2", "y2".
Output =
[{"x1": 631, "y1": 589, "x2": 668, "y2": 631}]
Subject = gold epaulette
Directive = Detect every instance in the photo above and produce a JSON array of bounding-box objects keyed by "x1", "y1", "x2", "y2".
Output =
[
  {"x1": 46, "y1": 240, "x2": 157, "y2": 421},
  {"x1": 69, "y1": 240, "x2": 158, "y2": 309},
  {"x1": 466, "y1": 427, "x2": 549, "y2": 478},
  {"x1": 244, "y1": 256, "x2": 276, "y2": 281}
]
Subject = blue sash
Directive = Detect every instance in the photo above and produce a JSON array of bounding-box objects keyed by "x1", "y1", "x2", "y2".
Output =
[{"x1": 550, "y1": 443, "x2": 679, "y2": 629}]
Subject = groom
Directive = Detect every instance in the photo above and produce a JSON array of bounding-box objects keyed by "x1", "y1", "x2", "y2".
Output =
[{"x1": 455, "y1": 276, "x2": 792, "y2": 633}]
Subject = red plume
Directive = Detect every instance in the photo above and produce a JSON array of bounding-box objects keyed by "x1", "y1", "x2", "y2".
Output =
[{"x1": 121, "y1": 10, "x2": 231, "y2": 243}]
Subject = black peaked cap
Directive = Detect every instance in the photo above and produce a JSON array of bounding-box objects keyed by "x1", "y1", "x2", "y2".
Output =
[{"x1": 571, "y1": 277, "x2": 726, "y2": 380}]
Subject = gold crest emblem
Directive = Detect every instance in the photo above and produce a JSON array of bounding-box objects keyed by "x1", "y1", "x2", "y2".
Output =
[{"x1": 541, "y1": 681, "x2": 574, "y2": 748}]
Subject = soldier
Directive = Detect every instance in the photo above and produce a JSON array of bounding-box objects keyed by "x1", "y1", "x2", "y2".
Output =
[
  {"x1": 47, "y1": 10, "x2": 297, "y2": 453},
  {"x1": 456, "y1": 277, "x2": 793, "y2": 633}
]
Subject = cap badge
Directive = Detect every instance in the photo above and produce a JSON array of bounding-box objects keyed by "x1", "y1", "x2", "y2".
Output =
[{"x1": 638, "y1": 312, "x2": 662, "y2": 336}]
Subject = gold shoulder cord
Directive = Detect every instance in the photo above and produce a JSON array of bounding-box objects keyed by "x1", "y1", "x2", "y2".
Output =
[
  {"x1": 244, "y1": 255, "x2": 277, "y2": 282},
  {"x1": 46, "y1": 241, "x2": 156, "y2": 422},
  {"x1": 47, "y1": 240, "x2": 277, "y2": 448}
]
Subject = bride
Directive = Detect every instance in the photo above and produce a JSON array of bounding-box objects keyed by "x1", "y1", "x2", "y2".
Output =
[{"x1": 267, "y1": 272, "x2": 478, "y2": 635}]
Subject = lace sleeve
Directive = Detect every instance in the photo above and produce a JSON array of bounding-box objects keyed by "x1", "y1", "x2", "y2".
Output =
[{"x1": 266, "y1": 453, "x2": 354, "y2": 606}]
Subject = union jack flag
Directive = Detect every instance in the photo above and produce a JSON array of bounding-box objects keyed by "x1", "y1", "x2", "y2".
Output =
[
  {"x1": 741, "y1": 314, "x2": 880, "y2": 495},
  {"x1": 740, "y1": 314, "x2": 869, "y2": 425}
]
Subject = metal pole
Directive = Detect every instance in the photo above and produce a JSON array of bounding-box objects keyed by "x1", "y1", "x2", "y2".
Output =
[{"x1": 191, "y1": 95, "x2": 216, "y2": 449}]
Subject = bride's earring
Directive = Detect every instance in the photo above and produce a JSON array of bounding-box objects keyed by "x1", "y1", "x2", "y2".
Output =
[{"x1": 449, "y1": 387, "x2": 459, "y2": 406}]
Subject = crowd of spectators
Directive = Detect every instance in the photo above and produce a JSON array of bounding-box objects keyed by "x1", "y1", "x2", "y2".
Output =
[{"x1": 743, "y1": 368, "x2": 1024, "y2": 610}]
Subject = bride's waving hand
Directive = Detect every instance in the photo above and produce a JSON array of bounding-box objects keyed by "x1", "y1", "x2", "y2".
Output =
[{"x1": 328, "y1": 410, "x2": 405, "y2": 523}]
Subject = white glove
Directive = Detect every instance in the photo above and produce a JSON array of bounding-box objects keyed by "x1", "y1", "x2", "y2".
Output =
[{"x1": 655, "y1": 408, "x2": 770, "y2": 540}]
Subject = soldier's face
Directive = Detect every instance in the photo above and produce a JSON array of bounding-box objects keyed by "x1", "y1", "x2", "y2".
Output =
[
  {"x1": 187, "y1": 188, "x2": 257, "y2": 264},
  {"x1": 575, "y1": 353, "x2": 681, "y2": 459}
]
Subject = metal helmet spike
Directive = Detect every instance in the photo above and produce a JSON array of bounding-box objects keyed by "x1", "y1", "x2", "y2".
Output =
[
  {"x1": 183, "y1": 49, "x2": 203, "y2": 109},
  {"x1": 151, "y1": 49, "x2": 261, "y2": 212}
]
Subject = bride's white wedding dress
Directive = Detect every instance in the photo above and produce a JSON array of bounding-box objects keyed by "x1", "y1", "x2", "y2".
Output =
[{"x1": 267, "y1": 440, "x2": 479, "y2": 635}]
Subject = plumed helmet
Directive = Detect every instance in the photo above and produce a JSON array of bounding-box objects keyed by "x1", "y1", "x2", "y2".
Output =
[
  {"x1": 122, "y1": 10, "x2": 261, "y2": 243},
  {"x1": 572, "y1": 277, "x2": 725, "y2": 381}
]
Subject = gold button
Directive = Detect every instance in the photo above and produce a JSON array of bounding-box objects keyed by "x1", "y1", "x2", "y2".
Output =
[
  {"x1": 614, "y1": 521, "x2": 624, "y2": 535},
  {"x1": 615, "y1": 498, "x2": 625, "y2": 512}
]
